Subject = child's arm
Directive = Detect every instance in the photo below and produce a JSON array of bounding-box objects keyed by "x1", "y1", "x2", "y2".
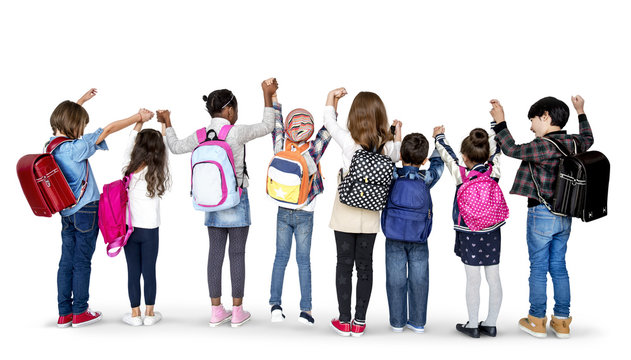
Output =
[
  {"x1": 77, "y1": 88, "x2": 97, "y2": 106},
  {"x1": 385, "y1": 120, "x2": 403, "y2": 162},
  {"x1": 424, "y1": 148, "x2": 445, "y2": 189},
  {"x1": 309, "y1": 125, "x2": 332, "y2": 164},
  {"x1": 96, "y1": 108, "x2": 153, "y2": 145},
  {"x1": 229, "y1": 78, "x2": 278, "y2": 144},
  {"x1": 433, "y1": 126, "x2": 464, "y2": 185},
  {"x1": 160, "y1": 109, "x2": 199, "y2": 154},
  {"x1": 323, "y1": 87, "x2": 354, "y2": 150},
  {"x1": 489, "y1": 120, "x2": 502, "y2": 179},
  {"x1": 270, "y1": 81, "x2": 284, "y2": 154},
  {"x1": 571, "y1": 95, "x2": 594, "y2": 152}
]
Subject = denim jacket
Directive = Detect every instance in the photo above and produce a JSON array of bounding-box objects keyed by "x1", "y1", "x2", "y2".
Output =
[
  {"x1": 50, "y1": 128, "x2": 108, "y2": 216},
  {"x1": 394, "y1": 149, "x2": 444, "y2": 189}
]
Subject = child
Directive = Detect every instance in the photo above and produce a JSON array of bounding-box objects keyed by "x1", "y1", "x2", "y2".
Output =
[
  {"x1": 121, "y1": 119, "x2": 170, "y2": 326},
  {"x1": 490, "y1": 96, "x2": 593, "y2": 338},
  {"x1": 324, "y1": 88, "x2": 402, "y2": 337},
  {"x1": 384, "y1": 133, "x2": 444, "y2": 333},
  {"x1": 267, "y1": 84, "x2": 332, "y2": 326},
  {"x1": 434, "y1": 122, "x2": 504, "y2": 338},
  {"x1": 164, "y1": 79, "x2": 277, "y2": 327},
  {"x1": 51, "y1": 88, "x2": 154, "y2": 328}
]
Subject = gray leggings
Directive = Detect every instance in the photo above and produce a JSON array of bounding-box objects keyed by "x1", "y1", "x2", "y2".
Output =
[{"x1": 207, "y1": 226, "x2": 249, "y2": 299}]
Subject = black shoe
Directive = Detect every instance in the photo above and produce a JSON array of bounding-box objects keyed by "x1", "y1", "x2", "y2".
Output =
[
  {"x1": 456, "y1": 322, "x2": 480, "y2": 338},
  {"x1": 270, "y1": 305, "x2": 285, "y2": 322},
  {"x1": 478, "y1": 321, "x2": 497, "y2": 337},
  {"x1": 298, "y1": 311, "x2": 315, "y2": 326}
]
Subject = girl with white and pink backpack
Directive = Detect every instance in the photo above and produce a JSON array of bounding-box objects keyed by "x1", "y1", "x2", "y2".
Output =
[{"x1": 433, "y1": 121, "x2": 508, "y2": 338}]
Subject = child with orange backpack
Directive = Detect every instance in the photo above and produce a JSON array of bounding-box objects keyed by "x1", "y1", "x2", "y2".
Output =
[{"x1": 266, "y1": 79, "x2": 332, "y2": 325}]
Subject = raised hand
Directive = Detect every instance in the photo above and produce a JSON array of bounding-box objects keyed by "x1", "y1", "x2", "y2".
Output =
[
  {"x1": 138, "y1": 108, "x2": 154, "y2": 122},
  {"x1": 571, "y1": 95, "x2": 585, "y2": 115},
  {"x1": 489, "y1": 99, "x2": 505, "y2": 123},
  {"x1": 156, "y1": 109, "x2": 170, "y2": 123},
  {"x1": 77, "y1": 88, "x2": 98, "y2": 105},
  {"x1": 433, "y1": 125, "x2": 445, "y2": 138}
]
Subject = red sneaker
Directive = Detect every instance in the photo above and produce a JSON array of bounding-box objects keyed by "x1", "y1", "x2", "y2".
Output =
[
  {"x1": 330, "y1": 318, "x2": 351, "y2": 336},
  {"x1": 351, "y1": 320, "x2": 366, "y2": 337},
  {"x1": 72, "y1": 308, "x2": 102, "y2": 328},
  {"x1": 57, "y1": 314, "x2": 73, "y2": 328}
]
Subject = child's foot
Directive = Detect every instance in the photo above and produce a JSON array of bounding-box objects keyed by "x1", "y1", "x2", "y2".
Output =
[
  {"x1": 518, "y1": 314, "x2": 547, "y2": 338},
  {"x1": 72, "y1": 308, "x2": 102, "y2": 328},
  {"x1": 209, "y1": 304, "x2": 232, "y2": 327},
  {"x1": 390, "y1": 325, "x2": 404, "y2": 333},
  {"x1": 456, "y1": 322, "x2": 480, "y2": 338},
  {"x1": 270, "y1": 305, "x2": 285, "y2": 322},
  {"x1": 298, "y1": 311, "x2": 314, "y2": 326},
  {"x1": 143, "y1": 312, "x2": 162, "y2": 326},
  {"x1": 57, "y1": 314, "x2": 73, "y2": 328},
  {"x1": 123, "y1": 313, "x2": 143, "y2": 326},
  {"x1": 478, "y1": 321, "x2": 497, "y2": 337},
  {"x1": 330, "y1": 318, "x2": 351, "y2": 336},
  {"x1": 550, "y1": 315, "x2": 572, "y2": 339},
  {"x1": 406, "y1": 321, "x2": 425, "y2": 333},
  {"x1": 350, "y1": 319, "x2": 366, "y2": 337},
  {"x1": 231, "y1": 305, "x2": 251, "y2": 327}
]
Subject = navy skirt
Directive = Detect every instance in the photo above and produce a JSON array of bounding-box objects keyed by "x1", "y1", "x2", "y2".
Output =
[{"x1": 454, "y1": 228, "x2": 501, "y2": 266}]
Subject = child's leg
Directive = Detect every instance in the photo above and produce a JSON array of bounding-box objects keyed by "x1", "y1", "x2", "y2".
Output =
[
  {"x1": 58, "y1": 216, "x2": 76, "y2": 316},
  {"x1": 334, "y1": 231, "x2": 357, "y2": 323},
  {"x1": 464, "y1": 264, "x2": 481, "y2": 328},
  {"x1": 408, "y1": 242, "x2": 429, "y2": 328},
  {"x1": 385, "y1": 239, "x2": 408, "y2": 328},
  {"x1": 139, "y1": 228, "x2": 159, "y2": 314},
  {"x1": 269, "y1": 208, "x2": 295, "y2": 308},
  {"x1": 482, "y1": 264, "x2": 502, "y2": 326},
  {"x1": 70, "y1": 201, "x2": 99, "y2": 315},
  {"x1": 353, "y1": 233, "x2": 376, "y2": 322},
  {"x1": 294, "y1": 211, "x2": 314, "y2": 312},
  {"x1": 207, "y1": 227, "x2": 229, "y2": 305},
  {"x1": 549, "y1": 217, "x2": 572, "y2": 318},
  {"x1": 124, "y1": 231, "x2": 142, "y2": 311},
  {"x1": 526, "y1": 205, "x2": 554, "y2": 318},
  {"x1": 227, "y1": 226, "x2": 249, "y2": 305}
]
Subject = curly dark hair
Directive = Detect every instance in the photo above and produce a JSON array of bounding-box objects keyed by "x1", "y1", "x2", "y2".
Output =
[{"x1": 124, "y1": 129, "x2": 170, "y2": 198}]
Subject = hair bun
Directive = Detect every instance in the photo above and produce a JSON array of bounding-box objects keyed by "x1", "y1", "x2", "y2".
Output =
[
  {"x1": 470, "y1": 128, "x2": 489, "y2": 146},
  {"x1": 202, "y1": 95, "x2": 208, "y2": 102}
]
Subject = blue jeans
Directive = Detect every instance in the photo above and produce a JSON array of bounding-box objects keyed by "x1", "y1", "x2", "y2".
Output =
[
  {"x1": 527, "y1": 205, "x2": 572, "y2": 318},
  {"x1": 269, "y1": 207, "x2": 313, "y2": 311},
  {"x1": 58, "y1": 201, "x2": 100, "y2": 315},
  {"x1": 385, "y1": 239, "x2": 429, "y2": 328}
]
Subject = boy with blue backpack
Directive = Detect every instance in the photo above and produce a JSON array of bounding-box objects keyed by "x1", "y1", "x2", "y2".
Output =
[{"x1": 381, "y1": 133, "x2": 443, "y2": 333}]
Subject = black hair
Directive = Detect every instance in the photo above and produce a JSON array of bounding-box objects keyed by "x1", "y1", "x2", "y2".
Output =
[
  {"x1": 527, "y1": 96, "x2": 570, "y2": 128},
  {"x1": 202, "y1": 89, "x2": 238, "y2": 117},
  {"x1": 401, "y1": 133, "x2": 429, "y2": 165},
  {"x1": 461, "y1": 128, "x2": 490, "y2": 164}
]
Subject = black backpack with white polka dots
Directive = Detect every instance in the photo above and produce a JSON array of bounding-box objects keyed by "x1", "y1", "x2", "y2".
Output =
[{"x1": 338, "y1": 147, "x2": 395, "y2": 211}]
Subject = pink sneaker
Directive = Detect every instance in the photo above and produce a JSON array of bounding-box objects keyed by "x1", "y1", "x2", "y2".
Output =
[
  {"x1": 209, "y1": 305, "x2": 232, "y2": 327},
  {"x1": 230, "y1": 305, "x2": 251, "y2": 327},
  {"x1": 57, "y1": 314, "x2": 73, "y2": 328},
  {"x1": 72, "y1": 308, "x2": 102, "y2": 327}
]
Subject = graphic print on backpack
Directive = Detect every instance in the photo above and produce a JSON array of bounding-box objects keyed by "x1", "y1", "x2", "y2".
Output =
[
  {"x1": 456, "y1": 165, "x2": 509, "y2": 231},
  {"x1": 381, "y1": 174, "x2": 433, "y2": 242},
  {"x1": 338, "y1": 148, "x2": 395, "y2": 211},
  {"x1": 98, "y1": 174, "x2": 133, "y2": 257},
  {"x1": 191, "y1": 125, "x2": 242, "y2": 212},
  {"x1": 266, "y1": 141, "x2": 314, "y2": 208}
]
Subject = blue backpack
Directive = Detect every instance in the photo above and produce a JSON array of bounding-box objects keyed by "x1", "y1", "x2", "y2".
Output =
[{"x1": 381, "y1": 171, "x2": 433, "y2": 243}]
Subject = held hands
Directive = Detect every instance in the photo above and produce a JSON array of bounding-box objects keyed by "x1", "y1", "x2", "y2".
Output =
[
  {"x1": 77, "y1": 88, "x2": 97, "y2": 105},
  {"x1": 571, "y1": 95, "x2": 585, "y2": 115},
  {"x1": 138, "y1": 108, "x2": 154, "y2": 122},
  {"x1": 263, "y1": 78, "x2": 278, "y2": 103},
  {"x1": 392, "y1": 119, "x2": 402, "y2": 141},
  {"x1": 433, "y1": 125, "x2": 445, "y2": 138},
  {"x1": 262, "y1": 78, "x2": 278, "y2": 107},
  {"x1": 489, "y1": 99, "x2": 505, "y2": 124},
  {"x1": 156, "y1": 109, "x2": 170, "y2": 123}
]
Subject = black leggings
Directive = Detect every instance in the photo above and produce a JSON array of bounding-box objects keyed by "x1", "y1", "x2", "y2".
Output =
[
  {"x1": 124, "y1": 227, "x2": 159, "y2": 308},
  {"x1": 334, "y1": 231, "x2": 376, "y2": 322},
  {"x1": 207, "y1": 226, "x2": 249, "y2": 299}
]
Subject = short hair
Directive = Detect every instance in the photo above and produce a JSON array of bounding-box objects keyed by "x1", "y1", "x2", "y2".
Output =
[
  {"x1": 50, "y1": 100, "x2": 89, "y2": 139},
  {"x1": 401, "y1": 133, "x2": 429, "y2": 165},
  {"x1": 203, "y1": 89, "x2": 238, "y2": 117},
  {"x1": 460, "y1": 128, "x2": 490, "y2": 164},
  {"x1": 528, "y1": 96, "x2": 570, "y2": 128}
]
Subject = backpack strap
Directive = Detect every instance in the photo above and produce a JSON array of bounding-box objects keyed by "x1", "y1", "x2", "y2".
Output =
[
  {"x1": 45, "y1": 137, "x2": 90, "y2": 209},
  {"x1": 196, "y1": 127, "x2": 207, "y2": 143},
  {"x1": 540, "y1": 136, "x2": 578, "y2": 156},
  {"x1": 459, "y1": 166, "x2": 469, "y2": 182},
  {"x1": 218, "y1": 125, "x2": 233, "y2": 140}
]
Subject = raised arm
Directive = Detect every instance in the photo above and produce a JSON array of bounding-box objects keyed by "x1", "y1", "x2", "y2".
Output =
[
  {"x1": 159, "y1": 109, "x2": 199, "y2": 154},
  {"x1": 96, "y1": 108, "x2": 153, "y2": 145},
  {"x1": 433, "y1": 125, "x2": 464, "y2": 184},
  {"x1": 571, "y1": 95, "x2": 594, "y2": 152},
  {"x1": 77, "y1": 88, "x2": 97, "y2": 106},
  {"x1": 424, "y1": 148, "x2": 444, "y2": 189},
  {"x1": 269, "y1": 79, "x2": 284, "y2": 154},
  {"x1": 323, "y1": 87, "x2": 353, "y2": 148}
]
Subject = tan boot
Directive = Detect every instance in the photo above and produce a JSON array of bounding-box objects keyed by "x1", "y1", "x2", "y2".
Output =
[
  {"x1": 518, "y1": 314, "x2": 547, "y2": 338},
  {"x1": 550, "y1": 315, "x2": 572, "y2": 339}
]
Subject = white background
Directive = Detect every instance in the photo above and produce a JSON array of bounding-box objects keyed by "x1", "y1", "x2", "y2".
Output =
[{"x1": 1, "y1": 0, "x2": 628, "y2": 358}]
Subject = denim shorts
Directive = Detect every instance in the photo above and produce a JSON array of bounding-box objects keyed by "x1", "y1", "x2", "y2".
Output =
[{"x1": 204, "y1": 188, "x2": 251, "y2": 228}]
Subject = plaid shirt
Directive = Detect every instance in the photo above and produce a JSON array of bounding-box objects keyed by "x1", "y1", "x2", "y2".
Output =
[
  {"x1": 271, "y1": 103, "x2": 332, "y2": 205},
  {"x1": 494, "y1": 114, "x2": 594, "y2": 203}
]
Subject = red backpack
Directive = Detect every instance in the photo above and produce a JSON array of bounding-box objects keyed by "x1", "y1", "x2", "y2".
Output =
[
  {"x1": 98, "y1": 174, "x2": 133, "y2": 257},
  {"x1": 16, "y1": 137, "x2": 89, "y2": 217}
]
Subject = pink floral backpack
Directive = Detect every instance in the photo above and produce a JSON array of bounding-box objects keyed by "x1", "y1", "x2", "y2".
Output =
[
  {"x1": 98, "y1": 173, "x2": 133, "y2": 257},
  {"x1": 456, "y1": 165, "x2": 509, "y2": 231}
]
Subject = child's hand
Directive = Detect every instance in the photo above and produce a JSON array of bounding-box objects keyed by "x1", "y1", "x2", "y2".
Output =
[
  {"x1": 77, "y1": 88, "x2": 97, "y2": 105},
  {"x1": 392, "y1": 119, "x2": 403, "y2": 141},
  {"x1": 262, "y1": 78, "x2": 279, "y2": 97},
  {"x1": 433, "y1": 126, "x2": 445, "y2": 138},
  {"x1": 571, "y1": 95, "x2": 585, "y2": 115},
  {"x1": 328, "y1": 87, "x2": 347, "y2": 100},
  {"x1": 156, "y1": 109, "x2": 170, "y2": 123},
  {"x1": 489, "y1": 99, "x2": 505, "y2": 123},
  {"x1": 138, "y1": 108, "x2": 154, "y2": 122}
]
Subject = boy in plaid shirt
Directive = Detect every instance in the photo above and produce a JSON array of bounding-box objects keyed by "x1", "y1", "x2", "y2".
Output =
[
  {"x1": 490, "y1": 96, "x2": 593, "y2": 339},
  {"x1": 267, "y1": 79, "x2": 332, "y2": 326}
]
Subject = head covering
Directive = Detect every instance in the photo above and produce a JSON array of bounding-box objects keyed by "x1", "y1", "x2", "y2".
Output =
[{"x1": 285, "y1": 108, "x2": 314, "y2": 143}]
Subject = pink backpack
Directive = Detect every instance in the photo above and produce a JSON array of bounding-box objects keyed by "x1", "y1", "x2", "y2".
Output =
[
  {"x1": 456, "y1": 165, "x2": 509, "y2": 231},
  {"x1": 98, "y1": 173, "x2": 133, "y2": 257}
]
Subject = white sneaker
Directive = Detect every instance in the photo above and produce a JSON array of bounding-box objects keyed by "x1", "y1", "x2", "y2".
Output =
[
  {"x1": 144, "y1": 312, "x2": 162, "y2": 326},
  {"x1": 391, "y1": 325, "x2": 404, "y2": 333},
  {"x1": 270, "y1": 305, "x2": 285, "y2": 322},
  {"x1": 122, "y1": 313, "x2": 143, "y2": 326}
]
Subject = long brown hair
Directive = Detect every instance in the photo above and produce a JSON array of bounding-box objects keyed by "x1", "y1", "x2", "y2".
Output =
[
  {"x1": 124, "y1": 129, "x2": 170, "y2": 198},
  {"x1": 347, "y1": 92, "x2": 393, "y2": 152}
]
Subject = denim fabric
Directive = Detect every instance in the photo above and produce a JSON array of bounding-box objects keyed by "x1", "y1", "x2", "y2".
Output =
[
  {"x1": 527, "y1": 204, "x2": 572, "y2": 318},
  {"x1": 204, "y1": 188, "x2": 251, "y2": 227},
  {"x1": 124, "y1": 227, "x2": 159, "y2": 308},
  {"x1": 269, "y1": 207, "x2": 314, "y2": 311},
  {"x1": 57, "y1": 201, "x2": 99, "y2": 315},
  {"x1": 50, "y1": 129, "x2": 108, "y2": 217},
  {"x1": 385, "y1": 239, "x2": 429, "y2": 328}
]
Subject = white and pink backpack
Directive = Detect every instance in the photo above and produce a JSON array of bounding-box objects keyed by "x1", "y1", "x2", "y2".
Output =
[
  {"x1": 190, "y1": 125, "x2": 242, "y2": 212},
  {"x1": 456, "y1": 165, "x2": 509, "y2": 231}
]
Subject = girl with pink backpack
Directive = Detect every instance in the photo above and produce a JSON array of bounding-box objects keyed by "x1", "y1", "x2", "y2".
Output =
[{"x1": 433, "y1": 121, "x2": 508, "y2": 338}]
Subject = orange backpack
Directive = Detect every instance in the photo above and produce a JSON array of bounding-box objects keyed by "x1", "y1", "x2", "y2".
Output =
[{"x1": 266, "y1": 140, "x2": 315, "y2": 208}]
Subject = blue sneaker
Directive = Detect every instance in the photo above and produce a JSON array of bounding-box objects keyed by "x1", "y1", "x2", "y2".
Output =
[{"x1": 406, "y1": 321, "x2": 425, "y2": 333}]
